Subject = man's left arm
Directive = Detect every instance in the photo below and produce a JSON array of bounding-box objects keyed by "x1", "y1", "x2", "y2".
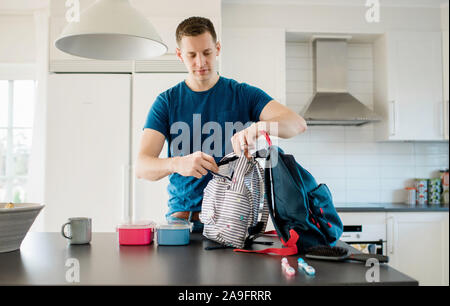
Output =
[{"x1": 231, "y1": 100, "x2": 307, "y2": 157}]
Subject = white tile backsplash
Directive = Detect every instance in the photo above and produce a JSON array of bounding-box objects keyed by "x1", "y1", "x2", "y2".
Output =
[
  {"x1": 308, "y1": 142, "x2": 346, "y2": 154},
  {"x1": 415, "y1": 154, "x2": 449, "y2": 167},
  {"x1": 310, "y1": 154, "x2": 345, "y2": 166},
  {"x1": 309, "y1": 128, "x2": 345, "y2": 143},
  {"x1": 379, "y1": 166, "x2": 416, "y2": 179},
  {"x1": 346, "y1": 166, "x2": 380, "y2": 178},
  {"x1": 346, "y1": 178, "x2": 380, "y2": 190},
  {"x1": 379, "y1": 142, "x2": 415, "y2": 155},
  {"x1": 414, "y1": 167, "x2": 443, "y2": 179},
  {"x1": 344, "y1": 154, "x2": 380, "y2": 166},
  {"x1": 287, "y1": 145, "x2": 448, "y2": 204},
  {"x1": 346, "y1": 190, "x2": 381, "y2": 203},
  {"x1": 309, "y1": 165, "x2": 347, "y2": 179},
  {"x1": 380, "y1": 155, "x2": 415, "y2": 166},
  {"x1": 414, "y1": 142, "x2": 449, "y2": 155}
]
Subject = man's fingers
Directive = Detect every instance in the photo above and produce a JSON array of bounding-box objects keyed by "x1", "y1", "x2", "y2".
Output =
[
  {"x1": 200, "y1": 159, "x2": 218, "y2": 173},
  {"x1": 239, "y1": 131, "x2": 252, "y2": 160},
  {"x1": 193, "y1": 170, "x2": 203, "y2": 179},
  {"x1": 231, "y1": 134, "x2": 241, "y2": 156},
  {"x1": 196, "y1": 166, "x2": 208, "y2": 176},
  {"x1": 201, "y1": 152, "x2": 219, "y2": 172},
  {"x1": 238, "y1": 131, "x2": 248, "y2": 150}
]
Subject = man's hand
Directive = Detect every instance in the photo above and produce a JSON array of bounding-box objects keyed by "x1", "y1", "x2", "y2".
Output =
[
  {"x1": 172, "y1": 151, "x2": 219, "y2": 179},
  {"x1": 231, "y1": 100, "x2": 307, "y2": 159},
  {"x1": 231, "y1": 122, "x2": 264, "y2": 159}
]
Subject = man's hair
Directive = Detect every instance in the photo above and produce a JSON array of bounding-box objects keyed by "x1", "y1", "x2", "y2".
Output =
[{"x1": 176, "y1": 16, "x2": 217, "y2": 46}]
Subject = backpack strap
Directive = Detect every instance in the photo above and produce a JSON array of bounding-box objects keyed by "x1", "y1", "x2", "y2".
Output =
[
  {"x1": 233, "y1": 229, "x2": 299, "y2": 256},
  {"x1": 245, "y1": 161, "x2": 270, "y2": 244}
]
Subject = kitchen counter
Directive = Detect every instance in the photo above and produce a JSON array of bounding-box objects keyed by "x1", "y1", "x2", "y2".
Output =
[
  {"x1": 335, "y1": 203, "x2": 449, "y2": 212},
  {"x1": 0, "y1": 232, "x2": 417, "y2": 286}
]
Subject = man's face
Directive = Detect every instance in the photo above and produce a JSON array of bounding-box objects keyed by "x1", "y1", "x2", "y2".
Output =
[{"x1": 176, "y1": 32, "x2": 220, "y2": 82}]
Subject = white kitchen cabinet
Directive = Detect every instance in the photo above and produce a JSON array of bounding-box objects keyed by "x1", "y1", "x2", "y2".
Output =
[
  {"x1": 374, "y1": 32, "x2": 446, "y2": 141},
  {"x1": 45, "y1": 74, "x2": 131, "y2": 232},
  {"x1": 220, "y1": 27, "x2": 286, "y2": 105},
  {"x1": 132, "y1": 73, "x2": 187, "y2": 224},
  {"x1": 386, "y1": 212, "x2": 449, "y2": 286},
  {"x1": 442, "y1": 30, "x2": 449, "y2": 140}
]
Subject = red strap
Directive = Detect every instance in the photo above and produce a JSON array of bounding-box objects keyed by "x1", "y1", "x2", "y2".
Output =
[
  {"x1": 234, "y1": 229, "x2": 299, "y2": 255},
  {"x1": 263, "y1": 230, "x2": 278, "y2": 236},
  {"x1": 260, "y1": 131, "x2": 272, "y2": 146}
]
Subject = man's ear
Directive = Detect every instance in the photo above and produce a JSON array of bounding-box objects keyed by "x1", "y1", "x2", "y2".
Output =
[
  {"x1": 175, "y1": 47, "x2": 183, "y2": 62},
  {"x1": 215, "y1": 41, "x2": 221, "y2": 57}
]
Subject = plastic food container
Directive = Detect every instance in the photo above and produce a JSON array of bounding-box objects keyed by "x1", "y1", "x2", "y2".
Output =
[
  {"x1": 157, "y1": 224, "x2": 191, "y2": 246},
  {"x1": 117, "y1": 221, "x2": 155, "y2": 245}
]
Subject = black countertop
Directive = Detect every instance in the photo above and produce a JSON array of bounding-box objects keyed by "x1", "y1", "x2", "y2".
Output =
[
  {"x1": 335, "y1": 203, "x2": 449, "y2": 212},
  {"x1": 0, "y1": 232, "x2": 417, "y2": 286}
]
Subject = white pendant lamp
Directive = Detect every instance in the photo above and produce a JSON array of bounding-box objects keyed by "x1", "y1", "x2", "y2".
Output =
[{"x1": 55, "y1": 0, "x2": 168, "y2": 60}]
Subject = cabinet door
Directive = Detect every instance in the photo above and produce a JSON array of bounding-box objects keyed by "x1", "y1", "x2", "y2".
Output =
[
  {"x1": 387, "y1": 212, "x2": 449, "y2": 286},
  {"x1": 442, "y1": 30, "x2": 449, "y2": 140},
  {"x1": 387, "y1": 32, "x2": 444, "y2": 141},
  {"x1": 46, "y1": 74, "x2": 130, "y2": 232},
  {"x1": 132, "y1": 73, "x2": 187, "y2": 224}
]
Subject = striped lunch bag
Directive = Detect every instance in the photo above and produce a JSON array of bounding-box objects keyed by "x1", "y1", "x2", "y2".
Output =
[{"x1": 200, "y1": 153, "x2": 269, "y2": 248}]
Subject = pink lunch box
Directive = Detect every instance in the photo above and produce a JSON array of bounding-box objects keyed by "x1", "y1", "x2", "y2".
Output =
[{"x1": 116, "y1": 221, "x2": 155, "y2": 245}]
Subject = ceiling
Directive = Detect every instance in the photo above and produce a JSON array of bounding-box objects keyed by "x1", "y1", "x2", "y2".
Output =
[
  {"x1": 0, "y1": 0, "x2": 49, "y2": 11},
  {"x1": 222, "y1": 0, "x2": 449, "y2": 8},
  {"x1": 1, "y1": 0, "x2": 448, "y2": 11}
]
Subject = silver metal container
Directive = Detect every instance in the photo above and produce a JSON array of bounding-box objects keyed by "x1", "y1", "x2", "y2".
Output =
[{"x1": 405, "y1": 187, "x2": 416, "y2": 206}]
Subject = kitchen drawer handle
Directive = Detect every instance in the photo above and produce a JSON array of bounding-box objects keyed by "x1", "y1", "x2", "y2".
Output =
[
  {"x1": 387, "y1": 216, "x2": 395, "y2": 255},
  {"x1": 439, "y1": 101, "x2": 444, "y2": 137},
  {"x1": 443, "y1": 100, "x2": 449, "y2": 139},
  {"x1": 122, "y1": 164, "x2": 130, "y2": 223}
]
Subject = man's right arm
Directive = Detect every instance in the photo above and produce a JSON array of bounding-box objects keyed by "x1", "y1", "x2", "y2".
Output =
[{"x1": 136, "y1": 129, "x2": 219, "y2": 181}]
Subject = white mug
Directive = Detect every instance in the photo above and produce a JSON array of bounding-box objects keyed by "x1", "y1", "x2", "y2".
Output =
[{"x1": 61, "y1": 217, "x2": 92, "y2": 244}]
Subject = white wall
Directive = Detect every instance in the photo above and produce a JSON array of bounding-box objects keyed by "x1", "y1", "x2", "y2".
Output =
[
  {"x1": 222, "y1": 2, "x2": 443, "y2": 32},
  {"x1": 442, "y1": 3, "x2": 449, "y2": 31},
  {"x1": 0, "y1": 14, "x2": 36, "y2": 63}
]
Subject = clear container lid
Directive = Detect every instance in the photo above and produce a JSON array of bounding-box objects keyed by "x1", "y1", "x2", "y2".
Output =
[
  {"x1": 117, "y1": 220, "x2": 156, "y2": 229},
  {"x1": 157, "y1": 224, "x2": 191, "y2": 230}
]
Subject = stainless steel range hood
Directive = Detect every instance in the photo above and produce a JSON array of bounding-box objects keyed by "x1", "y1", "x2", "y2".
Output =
[{"x1": 301, "y1": 37, "x2": 382, "y2": 126}]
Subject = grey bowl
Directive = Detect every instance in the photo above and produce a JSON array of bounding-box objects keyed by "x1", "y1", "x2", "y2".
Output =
[{"x1": 0, "y1": 203, "x2": 45, "y2": 253}]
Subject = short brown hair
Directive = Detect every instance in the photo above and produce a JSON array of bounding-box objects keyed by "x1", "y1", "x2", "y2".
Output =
[{"x1": 176, "y1": 16, "x2": 217, "y2": 46}]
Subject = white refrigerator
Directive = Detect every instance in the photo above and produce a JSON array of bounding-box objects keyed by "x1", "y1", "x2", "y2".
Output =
[{"x1": 45, "y1": 73, "x2": 186, "y2": 232}]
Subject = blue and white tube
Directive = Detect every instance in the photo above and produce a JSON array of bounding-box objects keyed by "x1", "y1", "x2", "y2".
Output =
[{"x1": 298, "y1": 258, "x2": 316, "y2": 276}]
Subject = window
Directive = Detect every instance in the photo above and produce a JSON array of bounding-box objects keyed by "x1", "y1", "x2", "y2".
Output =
[{"x1": 0, "y1": 80, "x2": 35, "y2": 203}]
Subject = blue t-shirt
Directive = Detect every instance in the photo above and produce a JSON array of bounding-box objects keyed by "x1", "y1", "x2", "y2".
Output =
[{"x1": 143, "y1": 76, "x2": 273, "y2": 217}]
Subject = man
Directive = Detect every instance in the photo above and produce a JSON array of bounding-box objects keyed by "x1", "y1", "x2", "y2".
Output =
[{"x1": 136, "y1": 17, "x2": 307, "y2": 232}]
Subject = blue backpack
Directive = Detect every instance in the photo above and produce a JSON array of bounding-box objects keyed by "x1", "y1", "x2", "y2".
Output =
[{"x1": 235, "y1": 145, "x2": 343, "y2": 255}]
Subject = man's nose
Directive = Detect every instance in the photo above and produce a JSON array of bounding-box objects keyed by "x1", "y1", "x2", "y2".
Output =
[{"x1": 196, "y1": 53, "x2": 206, "y2": 67}]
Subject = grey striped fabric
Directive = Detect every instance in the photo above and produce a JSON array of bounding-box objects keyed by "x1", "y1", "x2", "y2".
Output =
[{"x1": 200, "y1": 153, "x2": 269, "y2": 248}]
